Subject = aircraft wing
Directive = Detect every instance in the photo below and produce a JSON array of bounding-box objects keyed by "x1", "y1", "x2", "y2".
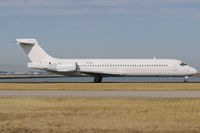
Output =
[{"x1": 78, "y1": 70, "x2": 121, "y2": 77}]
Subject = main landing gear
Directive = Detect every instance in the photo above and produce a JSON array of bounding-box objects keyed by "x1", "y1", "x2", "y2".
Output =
[
  {"x1": 94, "y1": 76, "x2": 102, "y2": 83},
  {"x1": 184, "y1": 76, "x2": 189, "y2": 83}
]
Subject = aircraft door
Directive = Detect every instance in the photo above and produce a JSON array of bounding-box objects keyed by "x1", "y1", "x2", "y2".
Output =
[{"x1": 172, "y1": 64, "x2": 178, "y2": 72}]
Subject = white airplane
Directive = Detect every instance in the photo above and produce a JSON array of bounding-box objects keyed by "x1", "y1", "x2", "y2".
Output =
[{"x1": 16, "y1": 39, "x2": 197, "y2": 83}]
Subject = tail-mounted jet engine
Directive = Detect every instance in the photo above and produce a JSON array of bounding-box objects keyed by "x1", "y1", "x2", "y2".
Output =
[{"x1": 47, "y1": 62, "x2": 77, "y2": 72}]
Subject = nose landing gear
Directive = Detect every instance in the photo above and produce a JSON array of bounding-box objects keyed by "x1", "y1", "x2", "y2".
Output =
[
  {"x1": 94, "y1": 76, "x2": 102, "y2": 83},
  {"x1": 184, "y1": 76, "x2": 189, "y2": 83}
]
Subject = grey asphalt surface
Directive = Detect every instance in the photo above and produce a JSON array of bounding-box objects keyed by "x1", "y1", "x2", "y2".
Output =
[{"x1": 0, "y1": 90, "x2": 200, "y2": 98}]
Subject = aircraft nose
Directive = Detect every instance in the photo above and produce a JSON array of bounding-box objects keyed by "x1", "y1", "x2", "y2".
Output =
[{"x1": 190, "y1": 67, "x2": 198, "y2": 75}]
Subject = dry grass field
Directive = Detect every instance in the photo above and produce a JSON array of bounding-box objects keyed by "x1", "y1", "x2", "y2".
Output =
[
  {"x1": 0, "y1": 98, "x2": 200, "y2": 133},
  {"x1": 0, "y1": 83, "x2": 200, "y2": 90},
  {"x1": 0, "y1": 75, "x2": 62, "y2": 78}
]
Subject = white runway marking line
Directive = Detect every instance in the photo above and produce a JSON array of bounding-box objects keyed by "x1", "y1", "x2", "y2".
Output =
[{"x1": 0, "y1": 90, "x2": 200, "y2": 98}]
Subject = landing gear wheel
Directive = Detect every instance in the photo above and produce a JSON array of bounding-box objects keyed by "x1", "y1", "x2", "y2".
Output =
[
  {"x1": 94, "y1": 76, "x2": 102, "y2": 83},
  {"x1": 184, "y1": 76, "x2": 189, "y2": 83}
]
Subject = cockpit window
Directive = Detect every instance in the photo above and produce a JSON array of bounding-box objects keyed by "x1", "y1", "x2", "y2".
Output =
[{"x1": 180, "y1": 62, "x2": 187, "y2": 66}]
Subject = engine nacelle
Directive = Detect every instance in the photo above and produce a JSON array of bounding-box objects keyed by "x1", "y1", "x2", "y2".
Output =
[{"x1": 47, "y1": 62, "x2": 77, "y2": 72}]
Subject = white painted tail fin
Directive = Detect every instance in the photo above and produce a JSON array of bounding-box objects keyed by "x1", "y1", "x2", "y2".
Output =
[{"x1": 16, "y1": 39, "x2": 53, "y2": 62}]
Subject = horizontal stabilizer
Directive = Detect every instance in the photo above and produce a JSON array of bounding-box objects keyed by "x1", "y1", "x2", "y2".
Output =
[{"x1": 16, "y1": 39, "x2": 36, "y2": 45}]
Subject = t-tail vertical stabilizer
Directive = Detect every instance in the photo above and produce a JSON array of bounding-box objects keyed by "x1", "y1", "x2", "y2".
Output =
[
  {"x1": 16, "y1": 39, "x2": 53, "y2": 62},
  {"x1": 16, "y1": 39, "x2": 54, "y2": 69}
]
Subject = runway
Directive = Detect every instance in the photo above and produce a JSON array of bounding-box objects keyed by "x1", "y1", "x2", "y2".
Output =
[{"x1": 1, "y1": 90, "x2": 200, "y2": 98}]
